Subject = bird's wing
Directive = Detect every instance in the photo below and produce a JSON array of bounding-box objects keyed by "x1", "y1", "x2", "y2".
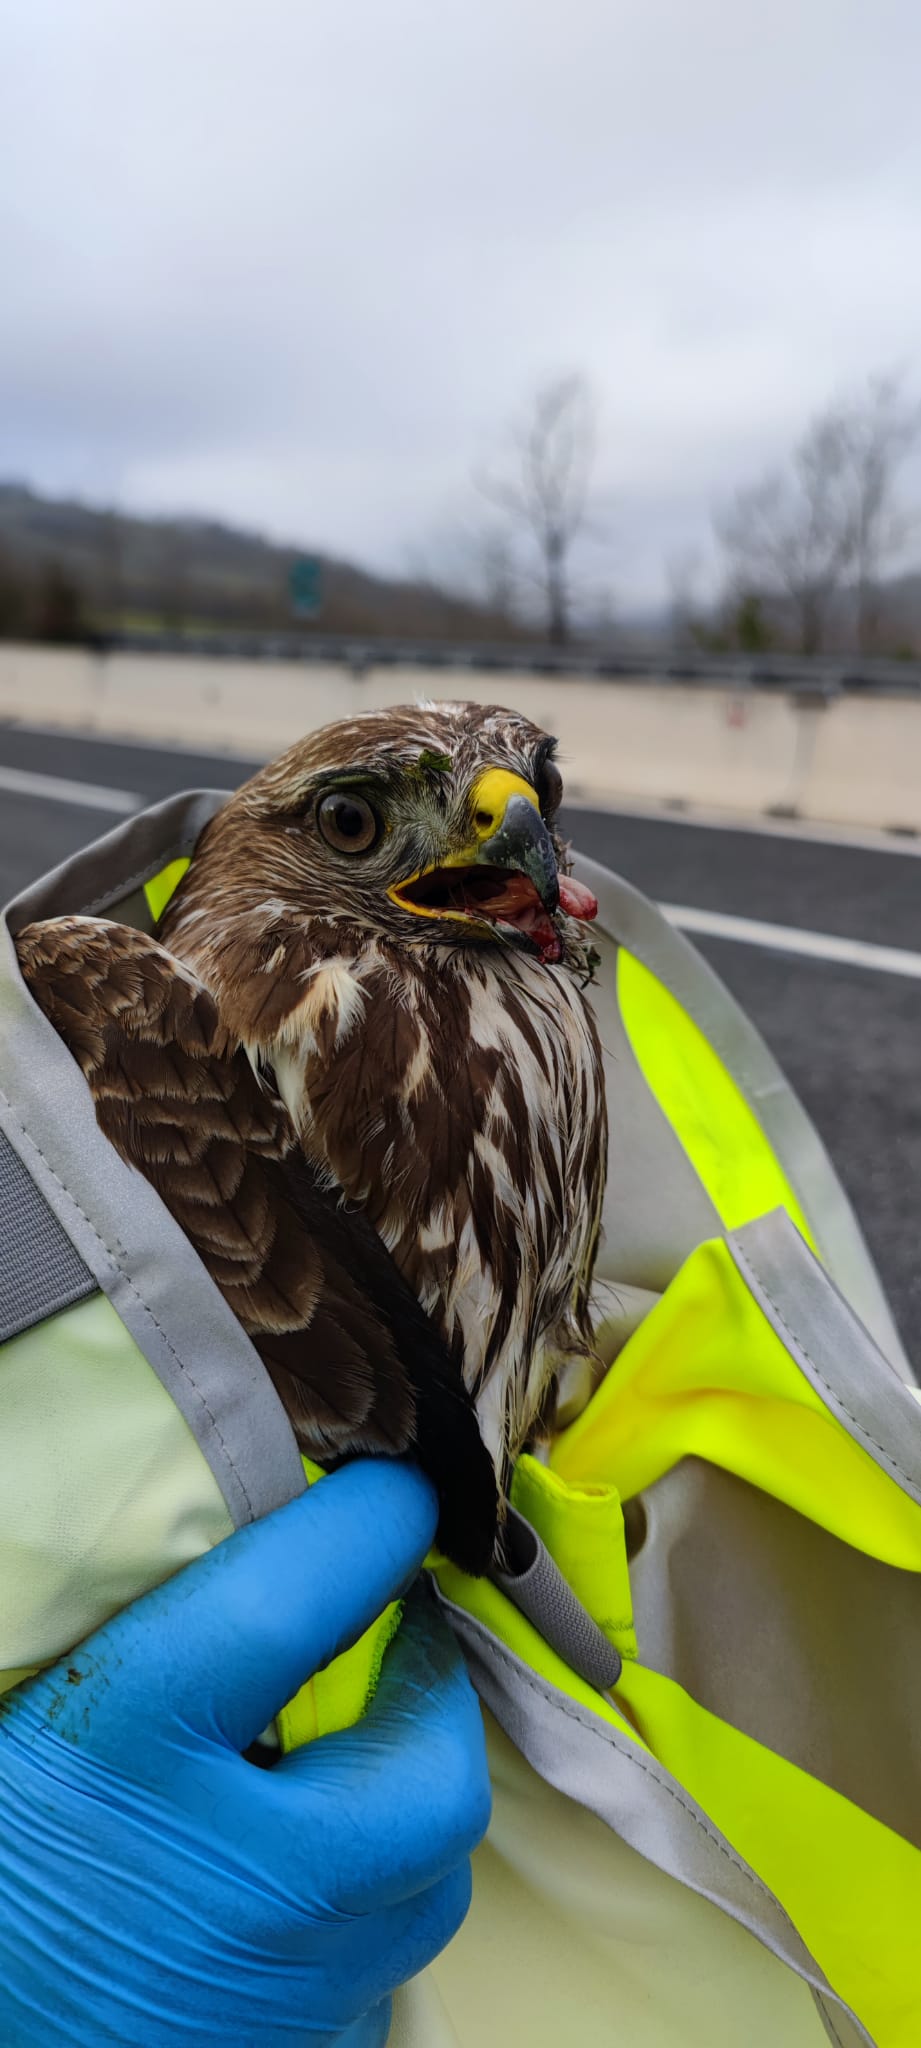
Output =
[{"x1": 16, "y1": 917, "x2": 496, "y2": 1572}]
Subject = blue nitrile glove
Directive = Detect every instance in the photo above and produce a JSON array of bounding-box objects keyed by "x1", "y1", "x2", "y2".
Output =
[{"x1": 0, "y1": 1460, "x2": 491, "y2": 2048}]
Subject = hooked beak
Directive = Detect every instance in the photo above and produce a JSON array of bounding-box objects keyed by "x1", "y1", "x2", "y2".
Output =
[{"x1": 388, "y1": 769, "x2": 575, "y2": 963}]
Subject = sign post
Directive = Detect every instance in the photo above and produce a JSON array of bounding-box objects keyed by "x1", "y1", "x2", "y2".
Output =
[{"x1": 289, "y1": 556, "x2": 324, "y2": 620}]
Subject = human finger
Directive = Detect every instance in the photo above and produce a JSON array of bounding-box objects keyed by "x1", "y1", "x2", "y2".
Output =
[{"x1": 273, "y1": 1590, "x2": 491, "y2": 1913}]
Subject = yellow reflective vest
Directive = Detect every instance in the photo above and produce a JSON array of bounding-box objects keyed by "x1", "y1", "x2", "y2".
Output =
[{"x1": 1, "y1": 793, "x2": 918, "y2": 2048}]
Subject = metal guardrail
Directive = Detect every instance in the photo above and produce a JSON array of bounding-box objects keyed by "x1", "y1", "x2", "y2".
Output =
[{"x1": 90, "y1": 631, "x2": 921, "y2": 696}]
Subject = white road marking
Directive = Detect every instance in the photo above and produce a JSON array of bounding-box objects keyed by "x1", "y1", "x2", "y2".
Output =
[
  {"x1": 564, "y1": 791, "x2": 921, "y2": 857},
  {"x1": 662, "y1": 903, "x2": 921, "y2": 981},
  {"x1": 5, "y1": 730, "x2": 921, "y2": 853},
  {"x1": 6, "y1": 727, "x2": 921, "y2": 853},
  {"x1": 3, "y1": 753, "x2": 919, "y2": 980},
  {"x1": 0, "y1": 765, "x2": 140, "y2": 813}
]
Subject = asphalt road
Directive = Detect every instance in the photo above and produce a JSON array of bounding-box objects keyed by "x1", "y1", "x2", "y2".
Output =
[{"x1": 1, "y1": 721, "x2": 918, "y2": 1368}]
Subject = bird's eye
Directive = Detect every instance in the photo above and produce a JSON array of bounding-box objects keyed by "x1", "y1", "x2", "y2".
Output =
[
  {"x1": 538, "y1": 757, "x2": 563, "y2": 817},
  {"x1": 316, "y1": 792, "x2": 379, "y2": 853}
]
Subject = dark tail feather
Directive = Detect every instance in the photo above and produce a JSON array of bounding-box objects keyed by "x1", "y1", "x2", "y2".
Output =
[{"x1": 274, "y1": 1152, "x2": 498, "y2": 1573}]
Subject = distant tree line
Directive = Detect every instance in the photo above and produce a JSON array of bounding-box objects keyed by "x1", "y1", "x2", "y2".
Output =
[
  {"x1": 3, "y1": 368, "x2": 919, "y2": 657},
  {"x1": 0, "y1": 498, "x2": 533, "y2": 651}
]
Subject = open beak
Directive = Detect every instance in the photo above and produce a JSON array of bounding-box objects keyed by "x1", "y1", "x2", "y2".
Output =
[{"x1": 388, "y1": 769, "x2": 572, "y2": 962}]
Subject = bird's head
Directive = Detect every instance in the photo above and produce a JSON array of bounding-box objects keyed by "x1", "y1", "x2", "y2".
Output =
[{"x1": 162, "y1": 703, "x2": 599, "y2": 1013}]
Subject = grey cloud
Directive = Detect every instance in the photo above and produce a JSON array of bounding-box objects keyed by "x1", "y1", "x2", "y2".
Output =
[{"x1": 3, "y1": 0, "x2": 921, "y2": 604}]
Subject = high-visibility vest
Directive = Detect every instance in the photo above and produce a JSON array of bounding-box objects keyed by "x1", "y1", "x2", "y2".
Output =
[{"x1": 1, "y1": 790, "x2": 919, "y2": 2048}]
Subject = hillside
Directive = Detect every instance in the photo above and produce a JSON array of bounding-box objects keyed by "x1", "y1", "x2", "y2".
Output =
[{"x1": 0, "y1": 484, "x2": 530, "y2": 645}]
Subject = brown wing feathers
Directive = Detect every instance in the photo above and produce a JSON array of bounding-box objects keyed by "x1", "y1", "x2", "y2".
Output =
[{"x1": 16, "y1": 917, "x2": 497, "y2": 1573}]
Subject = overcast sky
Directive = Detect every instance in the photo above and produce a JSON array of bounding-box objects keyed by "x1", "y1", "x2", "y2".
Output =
[{"x1": 3, "y1": 0, "x2": 921, "y2": 608}]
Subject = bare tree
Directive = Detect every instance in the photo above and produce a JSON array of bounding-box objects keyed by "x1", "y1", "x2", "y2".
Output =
[
  {"x1": 715, "y1": 406, "x2": 854, "y2": 655},
  {"x1": 477, "y1": 374, "x2": 598, "y2": 645},
  {"x1": 839, "y1": 373, "x2": 921, "y2": 654}
]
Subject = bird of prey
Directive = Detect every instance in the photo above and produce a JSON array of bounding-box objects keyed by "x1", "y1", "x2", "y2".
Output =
[{"x1": 17, "y1": 701, "x2": 606, "y2": 1568}]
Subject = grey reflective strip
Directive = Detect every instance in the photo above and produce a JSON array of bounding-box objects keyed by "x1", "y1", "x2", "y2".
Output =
[
  {"x1": 731, "y1": 1210, "x2": 921, "y2": 1503},
  {"x1": 812, "y1": 2000, "x2": 875, "y2": 2048},
  {"x1": 491, "y1": 1508, "x2": 622, "y2": 1694},
  {"x1": 3, "y1": 788, "x2": 232, "y2": 934},
  {"x1": 573, "y1": 852, "x2": 911, "y2": 1380},
  {"x1": 0, "y1": 1127, "x2": 96, "y2": 1341},
  {"x1": 439, "y1": 1594, "x2": 873, "y2": 2047},
  {"x1": 0, "y1": 791, "x2": 307, "y2": 1528}
]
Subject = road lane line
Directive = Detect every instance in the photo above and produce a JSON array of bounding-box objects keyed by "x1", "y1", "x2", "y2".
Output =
[
  {"x1": 3, "y1": 760, "x2": 918, "y2": 979},
  {"x1": 0, "y1": 765, "x2": 140, "y2": 814},
  {"x1": 5, "y1": 727, "x2": 921, "y2": 855},
  {"x1": 662, "y1": 903, "x2": 921, "y2": 980}
]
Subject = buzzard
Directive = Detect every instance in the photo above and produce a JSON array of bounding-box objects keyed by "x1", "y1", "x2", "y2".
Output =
[{"x1": 17, "y1": 702, "x2": 607, "y2": 1569}]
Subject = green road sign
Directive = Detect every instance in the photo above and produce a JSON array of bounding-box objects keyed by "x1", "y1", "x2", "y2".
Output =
[{"x1": 289, "y1": 555, "x2": 323, "y2": 619}]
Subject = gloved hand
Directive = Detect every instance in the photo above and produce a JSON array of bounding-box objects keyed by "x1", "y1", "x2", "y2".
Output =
[{"x1": 0, "y1": 1460, "x2": 491, "y2": 2047}]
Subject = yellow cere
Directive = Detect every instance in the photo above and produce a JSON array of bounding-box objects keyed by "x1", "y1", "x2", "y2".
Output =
[{"x1": 466, "y1": 768, "x2": 540, "y2": 841}]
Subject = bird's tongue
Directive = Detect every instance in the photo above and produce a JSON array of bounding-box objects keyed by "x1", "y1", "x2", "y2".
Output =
[
  {"x1": 477, "y1": 872, "x2": 560, "y2": 964},
  {"x1": 486, "y1": 871, "x2": 598, "y2": 966},
  {"x1": 558, "y1": 876, "x2": 599, "y2": 922}
]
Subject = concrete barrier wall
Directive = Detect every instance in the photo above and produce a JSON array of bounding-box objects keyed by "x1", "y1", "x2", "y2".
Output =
[{"x1": 1, "y1": 642, "x2": 919, "y2": 832}]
